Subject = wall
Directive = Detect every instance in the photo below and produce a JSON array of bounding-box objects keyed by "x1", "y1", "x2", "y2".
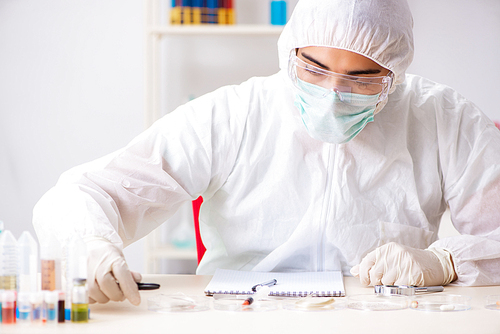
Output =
[
  {"x1": 0, "y1": 0, "x2": 499, "y2": 273},
  {"x1": 0, "y1": 0, "x2": 144, "y2": 269},
  {"x1": 407, "y1": 0, "x2": 500, "y2": 122}
]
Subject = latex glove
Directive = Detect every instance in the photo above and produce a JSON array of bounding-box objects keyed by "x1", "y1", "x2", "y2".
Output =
[
  {"x1": 84, "y1": 236, "x2": 142, "y2": 306},
  {"x1": 350, "y1": 242, "x2": 456, "y2": 286}
]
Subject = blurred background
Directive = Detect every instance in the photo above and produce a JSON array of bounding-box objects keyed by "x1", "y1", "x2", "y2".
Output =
[{"x1": 1, "y1": 0, "x2": 499, "y2": 274}]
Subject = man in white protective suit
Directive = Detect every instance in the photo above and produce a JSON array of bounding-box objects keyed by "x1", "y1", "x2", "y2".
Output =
[{"x1": 33, "y1": 0, "x2": 500, "y2": 306}]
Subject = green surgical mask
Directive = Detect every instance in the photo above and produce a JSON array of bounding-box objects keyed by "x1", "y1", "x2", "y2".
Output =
[{"x1": 294, "y1": 79, "x2": 379, "y2": 144}]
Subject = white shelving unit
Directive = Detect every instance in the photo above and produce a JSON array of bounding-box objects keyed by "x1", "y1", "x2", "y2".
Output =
[{"x1": 143, "y1": 0, "x2": 283, "y2": 273}]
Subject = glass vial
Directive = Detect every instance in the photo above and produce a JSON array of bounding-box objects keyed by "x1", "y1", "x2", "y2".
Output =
[{"x1": 71, "y1": 278, "x2": 88, "y2": 323}]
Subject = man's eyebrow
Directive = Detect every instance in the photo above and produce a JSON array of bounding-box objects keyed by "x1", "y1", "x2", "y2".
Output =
[
  {"x1": 345, "y1": 69, "x2": 382, "y2": 75},
  {"x1": 300, "y1": 52, "x2": 331, "y2": 71},
  {"x1": 300, "y1": 51, "x2": 382, "y2": 76}
]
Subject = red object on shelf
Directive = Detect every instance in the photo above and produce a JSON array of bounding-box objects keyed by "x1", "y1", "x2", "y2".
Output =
[{"x1": 192, "y1": 196, "x2": 205, "y2": 264}]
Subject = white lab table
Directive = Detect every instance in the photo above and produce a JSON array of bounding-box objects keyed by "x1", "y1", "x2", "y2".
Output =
[{"x1": 2, "y1": 275, "x2": 500, "y2": 334}]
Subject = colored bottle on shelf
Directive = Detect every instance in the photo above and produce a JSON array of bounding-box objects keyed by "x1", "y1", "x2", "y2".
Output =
[
  {"x1": 181, "y1": 0, "x2": 192, "y2": 25},
  {"x1": 206, "y1": 0, "x2": 218, "y2": 24},
  {"x1": 226, "y1": 0, "x2": 235, "y2": 24},
  {"x1": 271, "y1": 1, "x2": 287, "y2": 26},
  {"x1": 218, "y1": 0, "x2": 228, "y2": 24},
  {"x1": 192, "y1": 0, "x2": 203, "y2": 24},
  {"x1": 171, "y1": 0, "x2": 182, "y2": 24}
]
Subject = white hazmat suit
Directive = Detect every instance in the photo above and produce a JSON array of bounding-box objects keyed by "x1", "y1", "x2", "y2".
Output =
[{"x1": 34, "y1": 0, "x2": 500, "y2": 303}]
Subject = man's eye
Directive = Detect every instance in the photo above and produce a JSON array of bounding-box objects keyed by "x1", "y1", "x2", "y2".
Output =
[{"x1": 304, "y1": 66, "x2": 322, "y2": 76}]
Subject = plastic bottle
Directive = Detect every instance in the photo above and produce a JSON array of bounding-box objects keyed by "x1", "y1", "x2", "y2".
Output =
[
  {"x1": 0, "y1": 230, "x2": 18, "y2": 290},
  {"x1": 18, "y1": 231, "x2": 38, "y2": 293}
]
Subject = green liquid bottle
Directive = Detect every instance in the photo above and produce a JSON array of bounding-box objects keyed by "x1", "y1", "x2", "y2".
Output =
[
  {"x1": 71, "y1": 278, "x2": 88, "y2": 323},
  {"x1": 71, "y1": 303, "x2": 89, "y2": 322}
]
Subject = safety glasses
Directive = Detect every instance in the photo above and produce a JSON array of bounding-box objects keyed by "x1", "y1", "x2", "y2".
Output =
[{"x1": 288, "y1": 52, "x2": 393, "y2": 105}]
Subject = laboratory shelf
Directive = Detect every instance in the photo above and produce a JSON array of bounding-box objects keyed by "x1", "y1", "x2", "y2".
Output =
[
  {"x1": 144, "y1": 0, "x2": 283, "y2": 272},
  {"x1": 148, "y1": 24, "x2": 284, "y2": 36}
]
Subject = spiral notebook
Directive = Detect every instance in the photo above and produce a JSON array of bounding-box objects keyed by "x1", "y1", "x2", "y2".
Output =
[{"x1": 204, "y1": 269, "x2": 345, "y2": 297}]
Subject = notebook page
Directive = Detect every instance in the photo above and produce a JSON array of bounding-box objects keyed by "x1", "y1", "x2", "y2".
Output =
[{"x1": 204, "y1": 269, "x2": 345, "y2": 297}]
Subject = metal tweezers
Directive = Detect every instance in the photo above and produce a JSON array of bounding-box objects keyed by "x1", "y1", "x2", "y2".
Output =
[{"x1": 374, "y1": 285, "x2": 444, "y2": 296}]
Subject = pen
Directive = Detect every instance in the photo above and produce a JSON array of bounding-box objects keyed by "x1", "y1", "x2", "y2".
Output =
[
  {"x1": 116, "y1": 281, "x2": 161, "y2": 290},
  {"x1": 137, "y1": 282, "x2": 161, "y2": 290},
  {"x1": 251, "y1": 278, "x2": 277, "y2": 292}
]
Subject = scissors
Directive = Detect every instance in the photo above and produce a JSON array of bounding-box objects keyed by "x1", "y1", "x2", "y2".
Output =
[{"x1": 374, "y1": 285, "x2": 443, "y2": 296}]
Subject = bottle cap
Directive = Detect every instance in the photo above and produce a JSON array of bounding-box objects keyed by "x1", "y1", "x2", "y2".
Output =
[
  {"x1": 73, "y1": 278, "x2": 87, "y2": 285},
  {"x1": 45, "y1": 290, "x2": 59, "y2": 304}
]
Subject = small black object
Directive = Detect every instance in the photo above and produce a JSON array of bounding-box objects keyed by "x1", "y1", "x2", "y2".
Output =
[{"x1": 137, "y1": 282, "x2": 161, "y2": 290}]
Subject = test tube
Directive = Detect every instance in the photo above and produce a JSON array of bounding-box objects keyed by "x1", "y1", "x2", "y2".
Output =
[
  {"x1": 2, "y1": 290, "x2": 16, "y2": 324},
  {"x1": 18, "y1": 231, "x2": 38, "y2": 293},
  {"x1": 0, "y1": 230, "x2": 18, "y2": 291},
  {"x1": 71, "y1": 278, "x2": 88, "y2": 323},
  {"x1": 41, "y1": 234, "x2": 62, "y2": 291},
  {"x1": 29, "y1": 291, "x2": 43, "y2": 323},
  {"x1": 44, "y1": 290, "x2": 59, "y2": 324},
  {"x1": 17, "y1": 291, "x2": 31, "y2": 323}
]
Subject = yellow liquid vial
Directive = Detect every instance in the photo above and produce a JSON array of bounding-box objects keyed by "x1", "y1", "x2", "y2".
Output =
[{"x1": 71, "y1": 303, "x2": 89, "y2": 323}]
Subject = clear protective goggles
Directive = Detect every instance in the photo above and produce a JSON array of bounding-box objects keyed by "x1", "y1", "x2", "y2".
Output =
[{"x1": 288, "y1": 52, "x2": 393, "y2": 105}]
